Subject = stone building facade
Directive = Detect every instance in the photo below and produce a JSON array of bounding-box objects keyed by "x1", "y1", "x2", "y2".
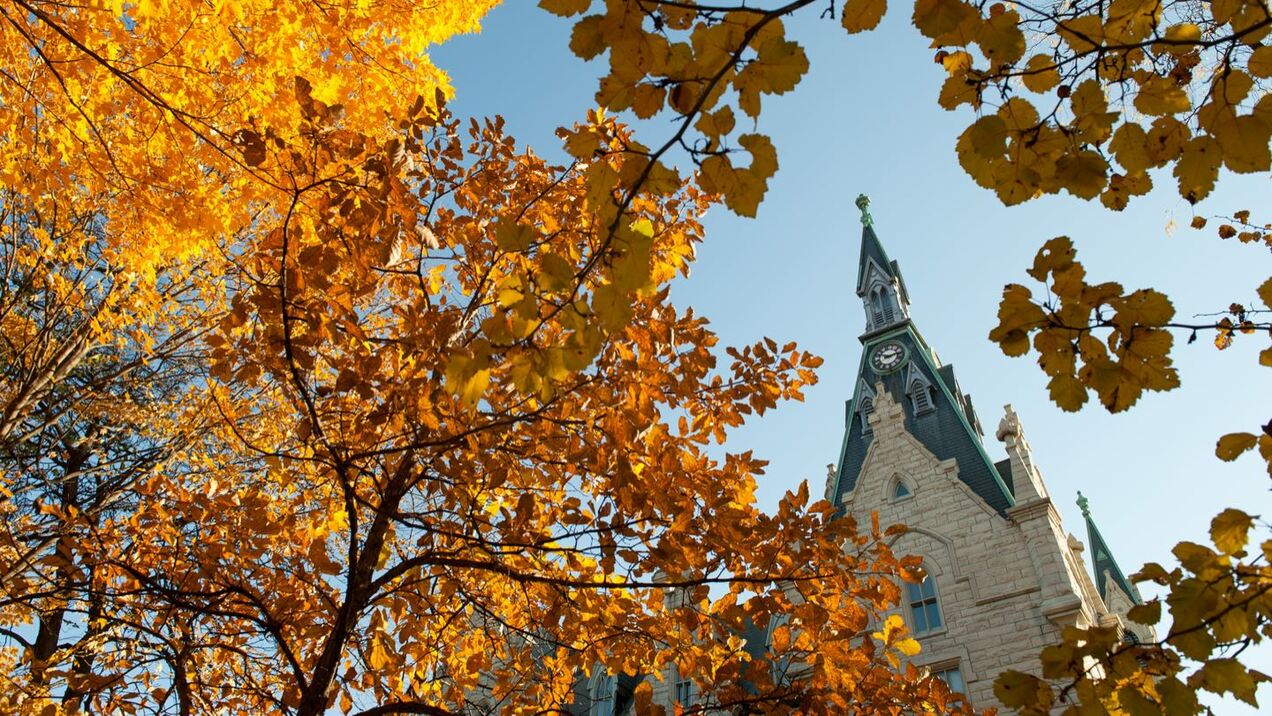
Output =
[{"x1": 822, "y1": 196, "x2": 1153, "y2": 708}]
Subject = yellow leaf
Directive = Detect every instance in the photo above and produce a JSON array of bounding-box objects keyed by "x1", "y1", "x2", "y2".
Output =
[
  {"x1": 1136, "y1": 77, "x2": 1192, "y2": 116},
  {"x1": 539, "y1": 0, "x2": 590, "y2": 17},
  {"x1": 1212, "y1": 0, "x2": 1242, "y2": 24},
  {"x1": 1210, "y1": 508, "x2": 1253, "y2": 555},
  {"x1": 631, "y1": 83, "x2": 666, "y2": 119},
  {"x1": 1111, "y1": 288, "x2": 1173, "y2": 327},
  {"x1": 1047, "y1": 373, "x2": 1088, "y2": 411},
  {"x1": 1146, "y1": 116, "x2": 1190, "y2": 165},
  {"x1": 841, "y1": 0, "x2": 887, "y2": 33},
  {"x1": 1216, "y1": 432, "x2": 1257, "y2": 461},
  {"x1": 1215, "y1": 114, "x2": 1272, "y2": 173},
  {"x1": 1126, "y1": 600, "x2": 1161, "y2": 625},
  {"x1": 569, "y1": 15, "x2": 607, "y2": 60},
  {"x1": 1054, "y1": 150, "x2": 1108, "y2": 199},
  {"x1": 1173, "y1": 136, "x2": 1221, "y2": 202},
  {"x1": 994, "y1": 670, "x2": 1054, "y2": 710},
  {"x1": 1258, "y1": 276, "x2": 1272, "y2": 310},
  {"x1": 493, "y1": 219, "x2": 537, "y2": 251},
  {"x1": 1105, "y1": 0, "x2": 1161, "y2": 43},
  {"x1": 1021, "y1": 54, "x2": 1061, "y2": 93},
  {"x1": 988, "y1": 283, "x2": 1047, "y2": 356},
  {"x1": 941, "y1": 50, "x2": 973, "y2": 74},
  {"x1": 965, "y1": 115, "x2": 1008, "y2": 157},
  {"x1": 939, "y1": 74, "x2": 979, "y2": 110},
  {"x1": 695, "y1": 105, "x2": 735, "y2": 138},
  {"x1": 1109, "y1": 123, "x2": 1152, "y2": 172},
  {"x1": 895, "y1": 637, "x2": 921, "y2": 656},
  {"x1": 1163, "y1": 22, "x2": 1202, "y2": 42},
  {"x1": 771, "y1": 624, "x2": 791, "y2": 651},
  {"x1": 1057, "y1": 15, "x2": 1105, "y2": 53},
  {"x1": 1070, "y1": 80, "x2": 1118, "y2": 144},
  {"x1": 460, "y1": 368, "x2": 491, "y2": 407},
  {"x1": 998, "y1": 97, "x2": 1039, "y2": 131},
  {"x1": 1197, "y1": 658, "x2": 1260, "y2": 705},
  {"x1": 977, "y1": 10, "x2": 1026, "y2": 65},
  {"x1": 739, "y1": 133, "x2": 778, "y2": 180},
  {"x1": 912, "y1": 0, "x2": 976, "y2": 40},
  {"x1": 1249, "y1": 46, "x2": 1272, "y2": 78}
]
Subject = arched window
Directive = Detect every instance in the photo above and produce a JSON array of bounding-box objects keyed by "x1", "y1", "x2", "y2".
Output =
[
  {"x1": 856, "y1": 380, "x2": 877, "y2": 435},
  {"x1": 907, "y1": 575, "x2": 943, "y2": 634},
  {"x1": 589, "y1": 671, "x2": 615, "y2": 716},
  {"x1": 893, "y1": 480, "x2": 912, "y2": 500},
  {"x1": 870, "y1": 287, "x2": 886, "y2": 327}
]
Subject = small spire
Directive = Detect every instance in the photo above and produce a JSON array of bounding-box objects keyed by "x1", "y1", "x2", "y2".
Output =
[
  {"x1": 855, "y1": 194, "x2": 873, "y2": 226},
  {"x1": 1079, "y1": 492, "x2": 1142, "y2": 604}
]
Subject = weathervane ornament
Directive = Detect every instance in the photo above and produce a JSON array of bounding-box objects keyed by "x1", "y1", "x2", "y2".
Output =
[
  {"x1": 855, "y1": 194, "x2": 873, "y2": 227},
  {"x1": 1076, "y1": 491, "x2": 1090, "y2": 517}
]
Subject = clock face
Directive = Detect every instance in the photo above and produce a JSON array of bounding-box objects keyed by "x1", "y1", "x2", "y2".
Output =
[{"x1": 870, "y1": 341, "x2": 907, "y2": 373}]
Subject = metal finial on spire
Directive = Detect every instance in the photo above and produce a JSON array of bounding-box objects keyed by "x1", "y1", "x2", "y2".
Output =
[
  {"x1": 1076, "y1": 491, "x2": 1090, "y2": 517},
  {"x1": 855, "y1": 194, "x2": 873, "y2": 227}
]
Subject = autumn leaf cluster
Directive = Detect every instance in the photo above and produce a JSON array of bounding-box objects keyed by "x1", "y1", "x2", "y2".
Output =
[{"x1": 0, "y1": 2, "x2": 981, "y2": 714}]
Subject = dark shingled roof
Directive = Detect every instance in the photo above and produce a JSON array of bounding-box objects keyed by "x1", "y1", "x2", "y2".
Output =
[
  {"x1": 856, "y1": 224, "x2": 910, "y2": 305},
  {"x1": 831, "y1": 328, "x2": 1015, "y2": 516},
  {"x1": 995, "y1": 459, "x2": 1016, "y2": 497},
  {"x1": 1083, "y1": 502, "x2": 1143, "y2": 605}
]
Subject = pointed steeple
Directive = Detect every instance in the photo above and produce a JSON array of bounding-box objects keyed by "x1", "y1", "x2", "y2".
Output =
[
  {"x1": 853, "y1": 195, "x2": 910, "y2": 336},
  {"x1": 1077, "y1": 492, "x2": 1142, "y2": 605},
  {"x1": 829, "y1": 199, "x2": 1015, "y2": 517}
]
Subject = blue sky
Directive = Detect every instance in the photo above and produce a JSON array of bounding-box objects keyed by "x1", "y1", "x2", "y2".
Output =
[{"x1": 433, "y1": 3, "x2": 1271, "y2": 708}]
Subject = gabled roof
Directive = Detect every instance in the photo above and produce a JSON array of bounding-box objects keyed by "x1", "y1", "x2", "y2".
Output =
[
  {"x1": 831, "y1": 327, "x2": 1015, "y2": 516},
  {"x1": 1078, "y1": 492, "x2": 1142, "y2": 604}
]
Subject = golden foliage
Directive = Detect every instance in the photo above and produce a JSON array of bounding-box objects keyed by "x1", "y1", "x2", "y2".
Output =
[
  {"x1": 0, "y1": 3, "x2": 979, "y2": 713},
  {"x1": 988, "y1": 238, "x2": 1181, "y2": 413},
  {"x1": 995, "y1": 510, "x2": 1272, "y2": 715}
]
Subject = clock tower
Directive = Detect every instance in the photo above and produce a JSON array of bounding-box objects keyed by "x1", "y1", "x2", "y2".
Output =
[{"x1": 823, "y1": 197, "x2": 1151, "y2": 708}]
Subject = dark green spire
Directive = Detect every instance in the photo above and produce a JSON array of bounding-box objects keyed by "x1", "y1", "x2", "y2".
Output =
[
  {"x1": 1078, "y1": 491, "x2": 1142, "y2": 605},
  {"x1": 853, "y1": 195, "x2": 910, "y2": 332}
]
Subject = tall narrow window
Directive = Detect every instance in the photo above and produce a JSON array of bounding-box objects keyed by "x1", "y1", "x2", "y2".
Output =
[
  {"x1": 907, "y1": 576, "x2": 943, "y2": 633},
  {"x1": 881, "y1": 290, "x2": 895, "y2": 323},
  {"x1": 674, "y1": 678, "x2": 694, "y2": 707},
  {"x1": 590, "y1": 672, "x2": 615, "y2": 716},
  {"x1": 910, "y1": 381, "x2": 933, "y2": 413},
  {"x1": 870, "y1": 288, "x2": 886, "y2": 327},
  {"x1": 933, "y1": 665, "x2": 965, "y2": 694},
  {"x1": 857, "y1": 380, "x2": 877, "y2": 435},
  {"x1": 905, "y1": 365, "x2": 936, "y2": 416}
]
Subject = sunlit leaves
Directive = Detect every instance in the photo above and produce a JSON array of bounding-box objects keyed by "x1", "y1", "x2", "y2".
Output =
[
  {"x1": 1210, "y1": 508, "x2": 1253, "y2": 555},
  {"x1": 1216, "y1": 432, "x2": 1259, "y2": 461},
  {"x1": 999, "y1": 511, "x2": 1272, "y2": 714},
  {"x1": 842, "y1": 0, "x2": 887, "y2": 33},
  {"x1": 990, "y1": 238, "x2": 1179, "y2": 412},
  {"x1": 552, "y1": 4, "x2": 818, "y2": 220},
  {"x1": 912, "y1": 0, "x2": 1272, "y2": 213}
]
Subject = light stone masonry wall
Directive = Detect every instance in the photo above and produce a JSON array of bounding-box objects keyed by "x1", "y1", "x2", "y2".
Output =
[{"x1": 835, "y1": 387, "x2": 1111, "y2": 709}]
